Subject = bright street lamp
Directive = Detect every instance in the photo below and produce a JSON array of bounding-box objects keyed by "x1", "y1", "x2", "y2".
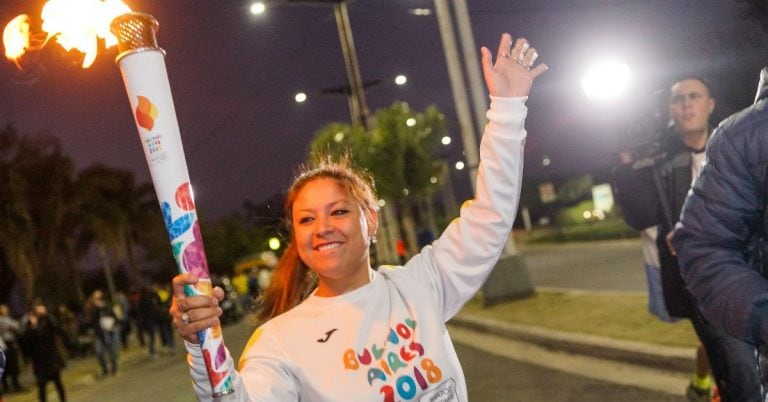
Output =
[
  {"x1": 581, "y1": 59, "x2": 632, "y2": 102},
  {"x1": 250, "y1": 2, "x2": 266, "y2": 15},
  {"x1": 294, "y1": 92, "x2": 307, "y2": 103},
  {"x1": 394, "y1": 74, "x2": 407, "y2": 86},
  {"x1": 268, "y1": 237, "x2": 281, "y2": 250}
]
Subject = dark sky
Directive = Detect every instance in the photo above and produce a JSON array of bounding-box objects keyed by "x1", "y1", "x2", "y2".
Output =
[{"x1": 1, "y1": 0, "x2": 767, "y2": 218}]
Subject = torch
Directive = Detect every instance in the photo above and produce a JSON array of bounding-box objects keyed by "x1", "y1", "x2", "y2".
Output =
[
  {"x1": 108, "y1": 13, "x2": 234, "y2": 396},
  {"x1": 2, "y1": 3, "x2": 233, "y2": 394}
]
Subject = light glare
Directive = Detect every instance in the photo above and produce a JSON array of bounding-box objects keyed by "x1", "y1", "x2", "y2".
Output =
[
  {"x1": 295, "y1": 92, "x2": 307, "y2": 103},
  {"x1": 268, "y1": 237, "x2": 281, "y2": 250},
  {"x1": 581, "y1": 60, "x2": 631, "y2": 102},
  {"x1": 250, "y1": 2, "x2": 266, "y2": 15}
]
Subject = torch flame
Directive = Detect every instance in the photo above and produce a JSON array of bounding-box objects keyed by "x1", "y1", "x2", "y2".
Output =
[
  {"x1": 2, "y1": 15, "x2": 33, "y2": 69},
  {"x1": 2, "y1": 0, "x2": 131, "y2": 69}
]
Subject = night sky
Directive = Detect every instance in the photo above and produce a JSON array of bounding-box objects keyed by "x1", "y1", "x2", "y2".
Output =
[{"x1": 1, "y1": 0, "x2": 767, "y2": 218}]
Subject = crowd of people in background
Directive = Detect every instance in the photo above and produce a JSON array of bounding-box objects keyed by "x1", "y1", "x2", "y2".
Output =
[{"x1": 0, "y1": 267, "x2": 272, "y2": 401}]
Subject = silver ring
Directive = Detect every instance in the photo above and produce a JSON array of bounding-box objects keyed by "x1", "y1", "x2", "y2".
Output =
[
  {"x1": 517, "y1": 59, "x2": 530, "y2": 70},
  {"x1": 519, "y1": 43, "x2": 530, "y2": 62},
  {"x1": 181, "y1": 312, "x2": 190, "y2": 326},
  {"x1": 499, "y1": 52, "x2": 510, "y2": 59}
]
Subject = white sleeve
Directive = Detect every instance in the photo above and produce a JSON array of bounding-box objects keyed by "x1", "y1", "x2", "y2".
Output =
[
  {"x1": 186, "y1": 327, "x2": 299, "y2": 402},
  {"x1": 403, "y1": 96, "x2": 528, "y2": 320},
  {"x1": 186, "y1": 341, "x2": 251, "y2": 402}
]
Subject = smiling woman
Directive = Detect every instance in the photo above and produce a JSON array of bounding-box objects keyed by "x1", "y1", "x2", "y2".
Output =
[{"x1": 168, "y1": 32, "x2": 547, "y2": 401}]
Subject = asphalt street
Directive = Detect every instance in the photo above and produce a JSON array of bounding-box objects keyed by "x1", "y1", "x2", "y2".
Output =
[
  {"x1": 6, "y1": 239, "x2": 683, "y2": 401},
  {"x1": 521, "y1": 238, "x2": 647, "y2": 292}
]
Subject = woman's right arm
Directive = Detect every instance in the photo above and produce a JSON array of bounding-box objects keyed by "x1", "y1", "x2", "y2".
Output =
[{"x1": 171, "y1": 275, "x2": 298, "y2": 401}]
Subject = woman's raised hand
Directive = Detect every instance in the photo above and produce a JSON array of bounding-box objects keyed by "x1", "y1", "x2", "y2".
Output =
[{"x1": 481, "y1": 33, "x2": 547, "y2": 98}]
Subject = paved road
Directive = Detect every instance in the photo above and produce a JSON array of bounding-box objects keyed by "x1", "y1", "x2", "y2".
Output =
[
  {"x1": 6, "y1": 239, "x2": 675, "y2": 402},
  {"x1": 520, "y1": 238, "x2": 647, "y2": 292},
  {"x1": 8, "y1": 314, "x2": 686, "y2": 401}
]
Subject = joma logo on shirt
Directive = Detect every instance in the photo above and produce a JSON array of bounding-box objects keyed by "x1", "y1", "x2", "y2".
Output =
[{"x1": 317, "y1": 328, "x2": 338, "y2": 343}]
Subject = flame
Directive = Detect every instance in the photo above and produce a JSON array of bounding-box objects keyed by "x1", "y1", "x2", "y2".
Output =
[
  {"x1": 3, "y1": 15, "x2": 32, "y2": 66},
  {"x1": 2, "y1": 0, "x2": 131, "y2": 69}
]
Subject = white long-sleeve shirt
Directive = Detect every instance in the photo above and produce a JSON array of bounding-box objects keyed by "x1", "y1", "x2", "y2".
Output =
[{"x1": 186, "y1": 96, "x2": 528, "y2": 401}]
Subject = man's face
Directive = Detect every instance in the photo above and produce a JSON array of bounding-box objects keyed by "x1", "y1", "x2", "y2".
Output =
[{"x1": 668, "y1": 79, "x2": 715, "y2": 136}]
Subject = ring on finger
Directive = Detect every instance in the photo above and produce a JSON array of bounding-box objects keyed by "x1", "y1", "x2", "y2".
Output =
[{"x1": 181, "y1": 312, "x2": 190, "y2": 326}]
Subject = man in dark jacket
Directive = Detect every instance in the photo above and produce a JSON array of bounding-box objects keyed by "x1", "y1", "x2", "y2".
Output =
[
  {"x1": 614, "y1": 76, "x2": 760, "y2": 401},
  {"x1": 21, "y1": 302, "x2": 67, "y2": 402},
  {"x1": 673, "y1": 68, "x2": 768, "y2": 399}
]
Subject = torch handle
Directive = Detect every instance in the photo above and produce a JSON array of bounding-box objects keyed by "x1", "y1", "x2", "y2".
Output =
[{"x1": 116, "y1": 49, "x2": 234, "y2": 397}]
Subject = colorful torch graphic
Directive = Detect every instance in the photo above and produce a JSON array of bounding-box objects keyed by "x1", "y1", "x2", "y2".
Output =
[
  {"x1": 2, "y1": 2, "x2": 234, "y2": 397},
  {"x1": 108, "y1": 13, "x2": 234, "y2": 397}
]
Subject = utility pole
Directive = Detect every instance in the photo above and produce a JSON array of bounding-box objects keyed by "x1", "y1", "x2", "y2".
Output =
[
  {"x1": 284, "y1": 0, "x2": 369, "y2": 131},
  {"x1": 433, "y1": 0, "x2": 479, "y2": 188},
  {"x1": 332, "y1": 1, "x2": 370, "y2": 131},
  {"x1": 434, "y1": 0, "x2": 532, "y2": 304}
]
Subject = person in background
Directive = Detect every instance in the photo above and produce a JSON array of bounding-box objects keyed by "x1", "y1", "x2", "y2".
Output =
[
  {"x1": 0, "y1": 304, "x2": 23, "y2": 393},
  {"x1": 395, "y1": 238, "x2": 407, "y2": 264},
  {"x1": 56, "y1": 304, "x2": 79, "y2": 359},
  {"x1": 612, "y1": 76, "x2": 760, "y2": 401},
  {"x1": 232, "y1": 269, "x2": 251, "y2": 311},
  {"x1": 138, "y1": 286, "x2": 161, "y2": 357},
  {"x1": 672, "y1": 67, "x2": 768, "y2": 400},
  {"x1": 247, "y1": 268, "x2": 260, "y2": 304},
  {"x1": 0, "y1": 338, "x2": 6, "y2": 402},
  {"x1": 154, "y1": 283, "x2": 175, "y2": 354},
  {"x1": 86, "y1": 290, "x2": 120, "y2": 377},
  {"x1": 21, "y1": 302, "x2": 67, "y2": 402},
  {"x1": 169, "y1": 32, "x2": 545, "y2": 401},
  {"x1": 257, "y1": 266, "x2": 272, "y2": 295},
  {"x1": 128, "y1": 289, "x2": 146, "y2": 348},
  {"x1": 113, "y1": 291, "x2": 131, "y2": 350}
]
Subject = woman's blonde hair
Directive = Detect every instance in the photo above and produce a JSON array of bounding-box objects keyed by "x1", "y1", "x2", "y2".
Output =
[{"x1": 256, "y1": 154, "x2": 378, "y2": 324}]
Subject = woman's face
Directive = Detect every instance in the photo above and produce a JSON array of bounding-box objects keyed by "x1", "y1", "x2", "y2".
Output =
[{"x1": 292, "y1": 177, "x2": 376, "y2": 296}]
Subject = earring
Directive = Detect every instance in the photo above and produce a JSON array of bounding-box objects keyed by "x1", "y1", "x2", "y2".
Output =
[{"x1": 370, "y1": 235, "x2": 377, "y2": 244}]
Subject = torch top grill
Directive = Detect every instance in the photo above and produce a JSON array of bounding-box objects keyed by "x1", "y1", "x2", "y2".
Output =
[{"x1": 110, "y1": 12, "x2": 161, "y2": 62}]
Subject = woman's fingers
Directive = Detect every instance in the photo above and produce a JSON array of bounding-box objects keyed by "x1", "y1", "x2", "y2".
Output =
[
  {"x1": 173, "y1": 305, "x2": 222, "y2": 342},
  {"x1": 170, "y1": 274, "x2": 223, "y2": 343},
  {"x1": 530, "y1": 63, "x2": 549, "y2": 79},
  {"x1": 496, "y1": 32, "x2": 513, "y2": 59}
]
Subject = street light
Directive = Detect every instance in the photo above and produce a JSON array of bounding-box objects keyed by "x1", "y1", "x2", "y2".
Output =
[
  {"x1": 253, "y1": 0, "x2": 370, "y2": 130},
  {"x1": 581, "y1": 59, "x2": 632, "y2": 102},
  {"x1": 250, "y1": 2, "x2": 266, "y2": 15},
  {"x1": 268, "y1": 237, "x2": 281, "y2": 250}
]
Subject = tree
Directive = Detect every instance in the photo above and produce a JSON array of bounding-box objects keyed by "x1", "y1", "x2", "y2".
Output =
[
  {"x1": 309, "y1": 102, "x2": 447, "y2": 259},
  {"x1": 0, "y1": 124, "x2": 82, "y2": 307},
  {"x1": 200, "y1": 213, "x2": 270, "y2": 277},
  {"x1": 76, "y1": 165, "x2": 160, "y2": 297}
]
